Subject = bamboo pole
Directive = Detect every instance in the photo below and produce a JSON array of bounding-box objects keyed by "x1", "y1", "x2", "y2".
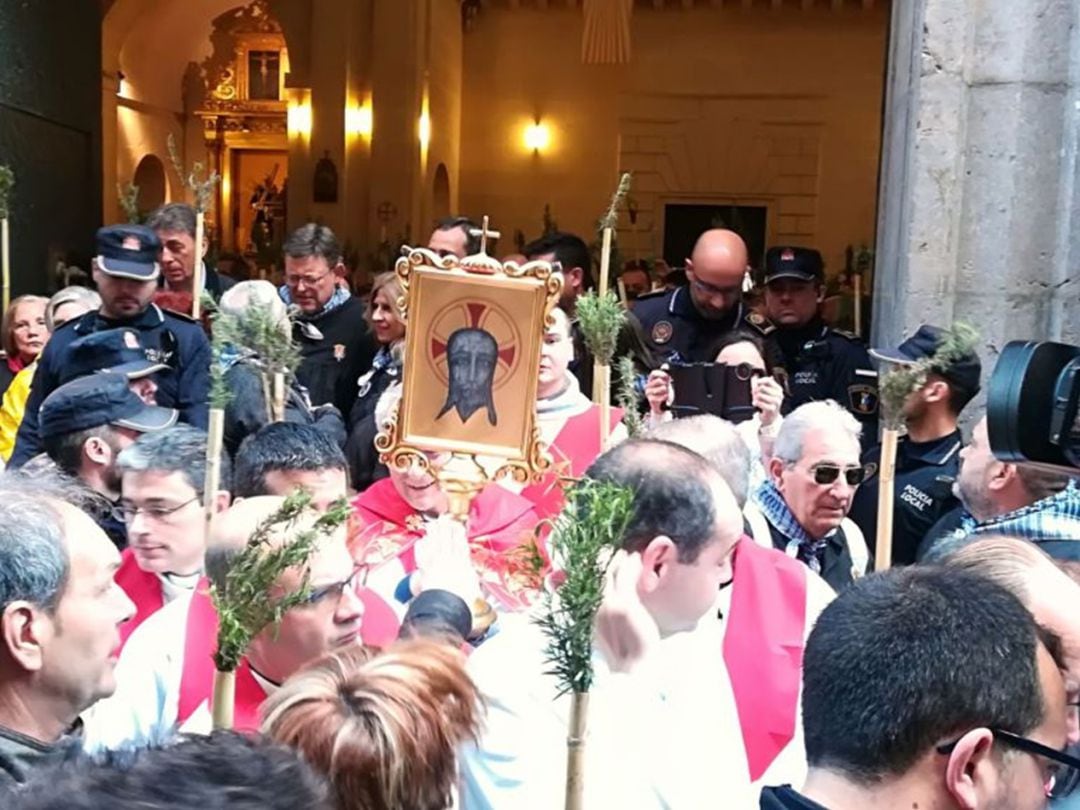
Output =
[
  {"x1": 1, "y1": 217, "x2": 9, "y2": 313},
  {"x1": 204, "y1": 408, "x2": 225, "y2": 539},
  {"x1": 193, "y1": 210, "x2": 205, "y2": 320},
  {"x1": 874, "y1": 427, "x2": 899, "y2": 572},
  {"x1": 598, "y1": 228, "x2": 613, "y2": 297},
  {"x1": 564, "y1": 691, "x2": 590, "y2": 810},
  {"x1": 853, "y1": 274, "x2": 862, "y2": 337},
  {"x1": 271, "y1": 371, "x2": 286, "y2": 422},
  {"x1": 211, "y1": 668, "x2": 236, "y2": 730},
  {"x1": 595, "y1": 227, "x2": 614, "y2": 448}
]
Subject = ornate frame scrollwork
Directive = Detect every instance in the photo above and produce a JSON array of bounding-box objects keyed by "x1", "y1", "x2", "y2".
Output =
[{"x1": 375, "y1": 219, "x2": 563, "y2": 519}]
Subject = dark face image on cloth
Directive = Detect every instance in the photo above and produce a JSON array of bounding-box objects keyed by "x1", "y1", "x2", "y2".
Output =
[{"x1": 437, "y1": 327, "x2": 499, "y2": 426}]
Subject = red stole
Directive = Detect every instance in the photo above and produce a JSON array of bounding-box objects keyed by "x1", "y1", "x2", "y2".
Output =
[
  {"x1": 723, "y1": 538, "x2": 808, "y2": 781},
  {"x1": 177, "y1": 580, "x2": 265, "y2": 732},
  {"x1": 115, "y1": 549, "x2": 164, "y2": 647},
  {"x1": 350, "y1": 480, "x2": 544, "y2": 611},
  {"x1": 522, "y1": 405, "x2": 625, "y2": 519}
]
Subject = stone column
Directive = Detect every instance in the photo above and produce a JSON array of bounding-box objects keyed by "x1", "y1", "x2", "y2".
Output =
[{"x1": 874, "y1": 0, "x2": 1080, "y2": 363}]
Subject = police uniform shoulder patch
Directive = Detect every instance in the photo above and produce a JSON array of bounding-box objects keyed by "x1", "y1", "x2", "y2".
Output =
[
  {"x1": 832, "y1": 328, "x2": 863, "y2": 342},
  {"x1": 848, "y1": 383, "x2": 879, "y2": 415},
  {"x1": 651, "y1": 320, "x2": 674, "y2": 345},
  {"x1": 744, "y1": 311, "x2": 776, "y2": 336}
]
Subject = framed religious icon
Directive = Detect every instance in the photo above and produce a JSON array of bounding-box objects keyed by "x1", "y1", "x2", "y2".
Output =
[{"x1": 377, "y1": 219, "x2": 563, "y2": 492}]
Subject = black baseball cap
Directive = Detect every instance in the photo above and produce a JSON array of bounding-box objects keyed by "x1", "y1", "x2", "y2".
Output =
[
  {"x1": 39, "y1": 371, "x2": 177, "y2": 439},
  {"x1": 95, "y1": 224, "x2": 161, "y2": 281},
  {"x1": 764, "y1": 246, "x2": 824, "y2": 284},
  {"x1": 870, "y1": 324, "x2": 982, "y2": 393},
  {"x1": 59, "y1": 329, "x2": 168, "y2": 386}
]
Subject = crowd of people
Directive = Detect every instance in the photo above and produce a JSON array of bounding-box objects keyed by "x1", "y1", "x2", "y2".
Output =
[{"x1": 0, "y1": 204, "x2": 1076, "y2": 809}]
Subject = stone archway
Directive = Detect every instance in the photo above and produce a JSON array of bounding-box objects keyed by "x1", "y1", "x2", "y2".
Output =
[{"x1": 132, "y1": 154, "x2": 167, "y2": 216}]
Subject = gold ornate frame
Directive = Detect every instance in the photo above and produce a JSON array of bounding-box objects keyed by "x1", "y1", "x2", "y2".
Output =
[{"x1": 375, "y1": 227, "x2": 563, "y2": 518}]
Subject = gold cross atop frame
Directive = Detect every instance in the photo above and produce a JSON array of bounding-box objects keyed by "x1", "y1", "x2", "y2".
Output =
[{"x1": 468, "y1": 216, "x2": 501, "y2": 256}]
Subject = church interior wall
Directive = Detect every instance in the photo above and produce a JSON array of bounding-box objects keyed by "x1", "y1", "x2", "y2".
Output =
[{"x1": 459, "y1": 5, "x2": 888, "y2": 275}]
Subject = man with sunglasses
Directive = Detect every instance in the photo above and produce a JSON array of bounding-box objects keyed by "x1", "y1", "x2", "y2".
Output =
[
  {"x1": 745, "y1": 400, "x2": 870, "y2": 591},
  {"x1": 761, "y1": 566, "x2": 1072, "y2": 810},
  {"x1": 112, "y1": 426, "x2": 231, "y2": 650},
  {"x1": 85, "y1": 496, "x2": 370, "y2": 747},
  {"x1": 849, "y1": 324, "x2": 982, "y2": 566},
  {"x1": 761, "y1": 246, "x2": 879, "y2": 445},
  {"x1": 632, "y1": 229, "x2": 778, "y2": 366}
]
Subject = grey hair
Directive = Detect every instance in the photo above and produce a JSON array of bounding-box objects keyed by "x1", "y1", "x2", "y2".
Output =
[
  {"x1": 647, "y1": 414, "x2": 751, "y2": 508},
  {"x1": 117, "y1": 425, "x2": 231, "y2": 499},
  {"x1": 219, "y1": 281, "x2": 291, "y2": 339},
  {"x1": 1015, "y1": 464, "x2": 1076, "y2": 504},
  {"x1": 0, "y1": 469, "x2": 90, "y2": 613},
  {"x1": 146, "y1": 202, "x2": 198, "y2": 238},
  {"x1": 773, "y1": 400, "x2": 862, "y2": 465},
  {"x1": 46, "y1": 286, "x2": 101, "y2": 332}
]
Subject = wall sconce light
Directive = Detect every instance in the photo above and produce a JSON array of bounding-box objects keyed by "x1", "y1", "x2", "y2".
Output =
[
  {"x1": 524, "y1": 121, "x2": 550, "y2": 153},
  {"x1": 117, "y1": 71, "x2": 126, "y2": 97},
  {"x1": 418, "y1": 106, "x2": 432, "y2": 150},
  {"x1": 288, "y1": 92, "x2": 312, "y2": 139},
  {"x1": 346, "y1": 97, "x2": 373, "y2": 140}
]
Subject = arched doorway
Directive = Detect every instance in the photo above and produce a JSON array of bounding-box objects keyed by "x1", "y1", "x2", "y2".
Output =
[
  {"x1": 433, "y1": 163, "x2": 451, "y2": 220},
  {"x1": 132, "y1": 154, "x2": 167, "y2": 217}
]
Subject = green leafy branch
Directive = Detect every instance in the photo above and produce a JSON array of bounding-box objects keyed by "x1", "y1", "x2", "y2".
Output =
[
  {"x1": 878, "y1": 322, "x2": 979, "y2": 430},
  {"x1": 615, "y1": 355, "x2": 645, "y2": 438},
  {"x1": 599, "y1": 172, "x2": 632, "y2": 232},
  {"x1": 118, "y1": 181, "x2": 141, "y2": 224},
  {"x1": 167, "y1": 133, "x2": 220, "y2": 213},
  {"x1": 0, "y1": 166, "x2": 15, "y2": 220},
  {"x1": 212, "y1": 492, "x2": 352, "y2": 672},
  {"x1": 576, "y1": 291, "x2": 625, "y2": 366},
  {"x1": 536, "y1": 479, "x2": 635, "y2": 696}
]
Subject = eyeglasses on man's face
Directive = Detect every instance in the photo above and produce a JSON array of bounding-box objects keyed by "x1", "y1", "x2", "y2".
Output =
[
  {"x1": 938, "y1": 727, "x2": 1080, "y2": 799},
  {"x1": 302, "y1": 564, "x2": 370, "y2": 607},
  {"x1": 285, "y1": 268, "x2": 335, "y2": 288},
  {"x1": 116, "y1": 496, "x2": 200, "y2": 524}
]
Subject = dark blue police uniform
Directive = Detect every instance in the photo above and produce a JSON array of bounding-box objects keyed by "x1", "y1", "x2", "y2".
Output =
[
  {"x1": 630, "y1": 285, "x2": 778, "y2": 365},
  {"x1": 849, "y1": 430, "x2": 962, "y2": 566}
]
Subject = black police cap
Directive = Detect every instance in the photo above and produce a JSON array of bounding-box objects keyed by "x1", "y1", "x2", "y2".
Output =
[
  {"x1": 39, "y1": 371, "x2": 178, "y2": 439},
  {"x1": 764, "y1": 246, "x2": 824, "y2": 284},
  {"x1": 95, "y1": 224, "x2": 161, "y2": 281}
]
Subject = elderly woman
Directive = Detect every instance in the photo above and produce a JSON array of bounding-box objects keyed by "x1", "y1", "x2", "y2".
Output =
[
  {"x1": 0, "y1": 288, "x2": 100, "y2": 462},
  {"x1": 345, "y1": 272, "x2": 405, "y2": 491},
  {"x1": 218, "y1": 280, "x2": 345, "y2": 455},
  {"x1": 261, "y1": 641, "x2": 480, "y2": 810}
]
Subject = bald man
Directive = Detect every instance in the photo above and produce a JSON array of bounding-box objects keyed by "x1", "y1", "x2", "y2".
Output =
[
  {"x1": 632, "y1": 229, "x2": 777, "y2": 364},
  {"x1": 84, "y1": 496, "x2": 370, "y2": 748}
]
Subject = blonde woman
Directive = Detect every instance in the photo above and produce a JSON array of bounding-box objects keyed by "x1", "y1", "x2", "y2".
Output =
[{"x1": 262, "y1": 641, "x2": 480, "y2": 810}]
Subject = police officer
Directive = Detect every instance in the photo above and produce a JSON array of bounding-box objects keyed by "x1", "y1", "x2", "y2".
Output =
[
  {"x1": 631, "y1": 228, "x2": 778, "y2": 365},
  {"x1": 10, "y1": 224, "x2": 211, "y2": 467},
  {"x1": 762, "y1": 246, "x2": 879, "y2": 442},
  {"x1": 848, "y1": 324, "x2": 982, "y2": 565}
]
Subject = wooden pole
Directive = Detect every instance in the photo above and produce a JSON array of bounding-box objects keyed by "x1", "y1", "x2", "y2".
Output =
[
  {"x1": 271, "y1": 371, "x2": 286, "y2": 422},
  {"x1": 853, "y1": 274, "x2": 862, "y2": 337},
  {"x1": 211, "y1": 668, "x2": 236, "y2": 730},
  {"x1": 874, "y1": 427, "x2": 899, "y2": 572},
  {"x1": 193, "y1": 210, "x2": 205, "y2": 320},
  {"x1": 598, "y1": 228, "x2": 613, "y2": 296},
  {"x1": 1, "y1": 217, "x2": 9, "y2": 313},
  {"x1": 204, "y1": 408, "x2": 225, "y2": 538},
  {"x1": 595, "y1": 226, "x2": 614, "y2": 448},
  {"x1": 564, "y1": 691, "x2": 589, "y2": 810}
]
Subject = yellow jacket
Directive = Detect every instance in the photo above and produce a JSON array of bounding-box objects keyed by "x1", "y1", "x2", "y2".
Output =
[{"x1": 0, "y1": 363, "x2": 35, "y2": 462}]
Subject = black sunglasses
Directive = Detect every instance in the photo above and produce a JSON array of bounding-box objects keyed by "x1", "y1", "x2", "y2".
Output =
[
  {"x1": 938, "y1": 727, "x2": 1080, "y2": 799},
  {"x1": 809, "y1": 463, "x2": 866, "y2": 487}
]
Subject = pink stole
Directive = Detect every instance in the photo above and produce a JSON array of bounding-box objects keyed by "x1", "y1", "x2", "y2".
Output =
[
  {"x1": 723, "y1": 539, "x2": 808, "y2": 781},
  {"x1": 115, "y1": 548, "x2": 164, "y2": 648},
  {"x1": 521, "y1": 405, "x2": 624, "y2": 519}
]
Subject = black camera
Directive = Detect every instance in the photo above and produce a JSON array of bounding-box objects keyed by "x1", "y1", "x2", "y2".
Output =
[
  {"x1": 668, "y1": 362, "x2": 758, "y2": 423},
  {"x1": 987, "y1": 340, "x2": 1080, "y2": 469}
]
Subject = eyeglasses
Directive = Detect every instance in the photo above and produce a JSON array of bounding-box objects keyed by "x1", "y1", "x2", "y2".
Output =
[
  {"x1": 808, "y1": 463, "x2": 867, "y2": 487},
  {"x1": 285, "y1": 268, "x2": 334, "y2": 288},
  {"x1": 302, "y1": 564, "x2": 370, "y2": 607},
  {"x1": 116, "y1": 496, "x2": 199, "y2": 524},
  {"x1": 689, "y1": 275, "x2": 741, "y2": 298},
  {"x1": 938, "y1": 728, "x2": 1080, "y2": 799}
]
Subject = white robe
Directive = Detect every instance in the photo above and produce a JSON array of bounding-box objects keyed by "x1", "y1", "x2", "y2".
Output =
[{"x1": 459, "y1": 610, "x2": 757, "y2": 810}]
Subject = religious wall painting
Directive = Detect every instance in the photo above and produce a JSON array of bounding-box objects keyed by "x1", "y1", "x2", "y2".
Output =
[{"x1": 313, "y1": 152, "x2": 339, "y2": 204}]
